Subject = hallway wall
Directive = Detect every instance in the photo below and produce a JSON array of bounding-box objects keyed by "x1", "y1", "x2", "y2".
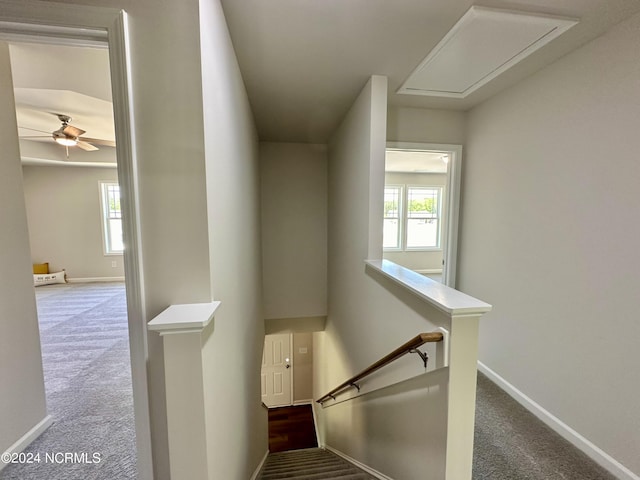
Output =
[
  {"x1": 200, "y1": 0, "x2": 267, "y2": 477},
  {"x1": 0, "y1": 42, "x2": 48, "y2": 464},
  {"x1": 459, "y1": 12, "x2": 640, "y2": 477},
  {"x1": 260, "y1": 142, "x2": 328, "y2": 321}
]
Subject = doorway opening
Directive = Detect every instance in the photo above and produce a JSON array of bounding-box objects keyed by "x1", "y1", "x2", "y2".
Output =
[
  {"x1": 0, "y1": 6, "x2": 151, "y2": 479},
  {"x1": 4, "y1": 40, "x2": 137, "y2": 479},
  {"x1": 384, "y1": 142, "x2": 462, "y2": 287}
]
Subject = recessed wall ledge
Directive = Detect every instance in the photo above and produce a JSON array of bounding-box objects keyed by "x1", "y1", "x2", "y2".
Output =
[
  {"x1": 147, "y1": 301, "x2": 221, "y2": 336},
  {"x1": 365, "y1": 259, "x2": 491, "y2": 317}
]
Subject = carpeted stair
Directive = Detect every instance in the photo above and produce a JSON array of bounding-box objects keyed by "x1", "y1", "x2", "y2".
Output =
[{"x1": 258, "y1": 448, "x2": 375, "y2": 480}]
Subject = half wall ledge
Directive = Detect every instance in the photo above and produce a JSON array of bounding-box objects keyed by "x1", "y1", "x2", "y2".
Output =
[
  {"x1": 365, "y1": 259, "x2": 492, "y2": 317},
  {"x1": 147, "y1": 301, "x2": 221, "y2": 335}
]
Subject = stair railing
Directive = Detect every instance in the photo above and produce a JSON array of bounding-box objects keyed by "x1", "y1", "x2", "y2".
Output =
[{"x1": 316, "y1": 332, "x2": 443, "y2": 404}]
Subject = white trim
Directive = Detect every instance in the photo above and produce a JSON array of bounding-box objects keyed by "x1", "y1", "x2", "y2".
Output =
[
  {"x1": 0, "y1": 5, "x2": 153, "y2": 479},
  {"x1": 365, "y1": 259, "x2": 491, "y2": 316},
  {"x1": 478, "y1": 362, "x2": 640, "y2": 480},
  {"x1": 292, "y1": 399, "x2": 313, "y2": 406},
  {"x1": 249, "y1": 450, "x2": 269, "y2": 480},
  {"x1": 20, "y1": 157, "x2": 117, "y2": 168},
  {"x1": 311, "y1": 401, "x2": 321, "y2": 446},
  {"x1": 397, "y1": 6, "x2": 578, "y2": 98},
  {"x1": 66, "y1": 276, "x2": 125, "y2": 283},
  {"x1": 0, "y1": 415, "x2": 53, "y2": 473},
  {"x1": 147, "y1": 302, "x2": 221, "y2": 336},
  {"x1": 289, "y1": 333, "x2": 294, "y2": 406},
  {"x1": 385, "y1": 142, "x2": 462, "y2": 288},
  {"x1": 324, "y1": 445, "x2": 393, "y2": 480}
]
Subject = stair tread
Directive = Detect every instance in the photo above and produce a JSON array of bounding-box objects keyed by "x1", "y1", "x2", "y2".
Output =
[{"x1": 257, "y1": 449, "x2": 374, "y2": 480}]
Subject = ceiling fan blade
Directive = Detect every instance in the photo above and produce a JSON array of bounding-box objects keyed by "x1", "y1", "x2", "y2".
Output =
[
  {"x1": 81, "y1": 137, "x2": 116, "y2": 148},
  {"x1": 62, "y1": 125, "x2": 86, "y2": 137},
  {"x1": 19, "y1": 136, "x2": 50, "y2": 139},
  {"x1": 77, "y1": 140, "x2": 99, "y2": 152}
]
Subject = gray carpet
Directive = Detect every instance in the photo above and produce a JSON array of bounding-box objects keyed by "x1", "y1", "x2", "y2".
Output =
[
  {"x1": 0, "y1": 282, "x2": 137, "y2": 480},
  {"x1": 259, "y1": 448, "x2": 375, "y2": 480},
  {"x1": 474, "y1": 372, "x2": 616, "y2": 480}
]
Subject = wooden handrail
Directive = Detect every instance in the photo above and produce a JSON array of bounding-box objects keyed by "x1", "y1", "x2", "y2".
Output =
[{"x1": 316, "y1": 332, "x2": 443, "y2": 404}]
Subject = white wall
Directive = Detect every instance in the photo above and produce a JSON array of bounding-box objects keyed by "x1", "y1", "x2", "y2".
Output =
[
  {"x1": 260, "y1": 142, "x2": 328, "y2": 320},
  {"x1": 199, "y1": 0, "x2": 267, "y2": 477},
  {"x1": 387, "y1": 106, "x2": 466, "y2": 145},
  {"x1": 22, "y1": 165, "x2": 125, "y2": 279},
  {"x1": 459, "y1": 12, "x2": 640, "y2": 478},
  {"x1": 293, "y1": 332, "x2": 313, "y2": 402},
  {"x1": 383, "y1": 171, "x2": 447, "y2": 272},
  {"x1": 317, "y1": 75, "x2": 449, "y2": 479},
  {"x1": 0, "y1": 41, "x2": 47, "y2": 462}
]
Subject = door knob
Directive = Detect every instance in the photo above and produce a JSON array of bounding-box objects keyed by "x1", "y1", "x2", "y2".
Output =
[{"x1": 286, "y1": 364, "x2": 290, "y2": 369}]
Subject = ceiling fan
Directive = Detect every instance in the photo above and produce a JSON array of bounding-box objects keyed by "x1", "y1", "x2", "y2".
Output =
[{"x1": 19, "y1": 113, "x2": 116, "y2": 153}]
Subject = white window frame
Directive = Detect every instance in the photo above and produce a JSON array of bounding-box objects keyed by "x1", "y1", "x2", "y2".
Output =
[
  {"x1": 384, "y1": 184, "x2": 443, "y2": 252},
  {"x1": 404, "y1": 185, "x2": 443, "y2": 251},
  {"x1": 99, "y1": 181, "x2": 124, "y2": 255}
]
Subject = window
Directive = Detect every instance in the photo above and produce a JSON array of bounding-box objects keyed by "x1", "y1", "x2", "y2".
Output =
[
  {"x1": 383, "y1": 186, "x2": 402, "y2": 249},
  {"x1": 383, "y1": 185, "x2": 442, "y2": 251},
  {"x1": 406, "y1": 187, "x2": 441, "y2": 249},
  {"x1": 100, "y1": 182, "x2": 124, "y2": 254}
]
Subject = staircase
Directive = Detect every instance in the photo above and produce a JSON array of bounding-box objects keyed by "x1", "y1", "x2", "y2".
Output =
[{"x1": 257, "y1": 448, "x2": 376, "y2": 480}]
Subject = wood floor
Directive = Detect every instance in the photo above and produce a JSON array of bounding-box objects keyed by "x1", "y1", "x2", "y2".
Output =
[{"x1": 268, "y1": 405, "x2": 318, "y2": 453}]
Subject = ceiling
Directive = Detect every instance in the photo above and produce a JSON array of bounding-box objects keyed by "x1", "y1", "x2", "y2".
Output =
[
  {"x1": 220, "y1": 0, "x2": 640, "y2": 143},
  {"x1": 6, "y1": 0, "x2": 640, "y2": 152},
  {"x1": 8, "y1": 42, "x2": 116, "y2": 166}
]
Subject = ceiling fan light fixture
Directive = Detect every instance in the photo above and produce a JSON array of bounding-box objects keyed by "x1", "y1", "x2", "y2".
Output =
[{"x1": 52, "y1": 129, "x2": 78, "y2": 147}]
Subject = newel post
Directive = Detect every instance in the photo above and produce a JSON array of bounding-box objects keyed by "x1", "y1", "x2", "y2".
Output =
[
  {"x1": 445, "y1": 314, "x2": 481, "y2": 480},
  {"x1": 147, "y1": 302, "x2": 221, "y2": 480}
]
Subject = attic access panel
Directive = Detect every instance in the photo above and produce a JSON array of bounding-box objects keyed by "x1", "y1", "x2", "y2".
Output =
[{"x1": 398, "y1": 6, "x2": 578, "y2": 98}]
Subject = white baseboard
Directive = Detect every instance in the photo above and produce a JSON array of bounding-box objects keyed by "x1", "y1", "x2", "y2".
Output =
[
  {"x1": 0, "y1": 415, "x2": 53, "y2": 473},
  {"x1": 249, "y1": 449, "x2": 269, "y2": 480},
  {"x1": 478, "y1": 362, "x2": 640, "y2": 480},
  {"x1": 324, "y1": 445, "x2": 393, "y2": 480},
  {"x1": 292, "y1": 399, "x2": 313, "y2": 406},
  {"x1": 67, "y1": 277, "x2": 125, "y2": 283}
]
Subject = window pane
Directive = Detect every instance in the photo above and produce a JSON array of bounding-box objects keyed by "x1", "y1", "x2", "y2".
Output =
[
  {"x1": 407, "y1": 218, "x2": 438, "y2": 248},
  {"x1": 109, "y1": 219, "x2": 124, "y2": 251},
  {"x1": 407, "y1": 188, "x2": 438, "y2": 219},
  {"x1": 101, "y1": 182, "x2": 124, "y2": 254},
  {"x1": 406, "y1": 187, "x2": 440, "y2": 248},
  {"x1": 383, "y1": 219, "x2": 399, "y2": 248},
  {"x1": 383, "y1": 186, "x2": 401, "y2": 249},
  {"x1": 384, "y1": 187, "x2": 400, "y2": 217}
]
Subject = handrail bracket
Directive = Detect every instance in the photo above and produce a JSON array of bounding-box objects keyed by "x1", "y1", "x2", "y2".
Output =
[
  {"x1": 350, "y1": 382, "x2": 361, "y2": 392},
  {"x1": 410, "y1": 348, "x2": 429, "y2": 369}
]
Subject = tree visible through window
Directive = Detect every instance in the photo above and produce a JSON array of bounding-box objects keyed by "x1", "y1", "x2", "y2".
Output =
[
  {"x1": 100, "y1": 182, "x2": 124, "y2": 254},
  {"x1": 406, "y1": 187, "x2": 440, "y2": 248}
]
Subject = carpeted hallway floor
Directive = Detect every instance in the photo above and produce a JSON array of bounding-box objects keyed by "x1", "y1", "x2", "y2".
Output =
[
  {"x1": 473, "y1": 372, "x2": 616, "y2": 480},
  {"x1": 0, "y1": 282, "x2": 137, "y2": 480}
]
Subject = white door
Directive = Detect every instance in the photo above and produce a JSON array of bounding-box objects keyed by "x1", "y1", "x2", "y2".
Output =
[{"x1": 261, "y1": 334, "x2": 292, "y2": 407}]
